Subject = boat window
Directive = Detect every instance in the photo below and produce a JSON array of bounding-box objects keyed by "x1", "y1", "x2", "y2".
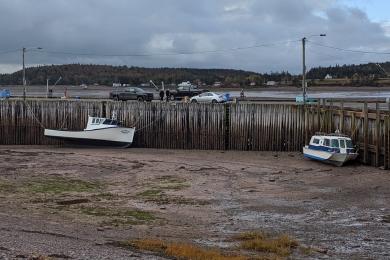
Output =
[
  {"x1": 324, "y1": 139, "x2": 330, "y2": 147},
  {"x1": 346, "y1": 140, "x2": 353, "y2": 148},
  {"x1": 331, "y1": 139, "x2": 339, "y2": 148},
  {"x1": 339, "y1": 139, "x2": 346, "y2": 148},
  {"x1": 312, "y1": 138, "x2": 320, "y2": 144},
  {"x1": 92, "y1": 118, "x2": 95, "y2": 124},
  {"x1": 103, "y1": 119, "x2": 112, "y2": 125}
]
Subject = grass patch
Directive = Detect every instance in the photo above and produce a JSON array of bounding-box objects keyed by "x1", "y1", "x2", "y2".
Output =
[
  {"x1": 382, "y1": 215, "x2": 390, "y2": 223},
  {"x1": 137, "y1": 189, "x2": 163, "y2": 198},
  {"x1": 136, "y1": 176, "x2": 202, "y2": 205},
  {"x1": 137, "y1": 189, "x2": 208, "y2": 205},
  {"x1": 236, "y1": 231, "x2": 298, "y2": 257},
  {"x1": 121, "y1": 239, "x2": 248, "y2": 260},
  {"x1": 0, "y1": 180, "x2": 16, "y2": 193},
  {"x1": 23, "y1": 178, "x2": 101, "y2": 194},
  {"x1": 117, "y1": 231, "x2": 303, "y2": 259},
  {"x1": 79, "y1": 206, "x2": 155, "y2": 226},
  {"x1": 154, "y1": 175, "x2": 190, "y2": 190}
]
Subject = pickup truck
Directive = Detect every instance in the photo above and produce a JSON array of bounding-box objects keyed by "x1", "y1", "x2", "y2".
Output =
[
  {"x1": 169, "y1": 86, "x2": 208, "y2": 100},
  {"x1": 109, "y1": 87, "x2": 154, "y2": 101}
]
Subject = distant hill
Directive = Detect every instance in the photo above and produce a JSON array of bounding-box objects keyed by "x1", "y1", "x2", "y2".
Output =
[
  {"x1": 0, "y1": 64, "x2": 267, "y2": 86},
  {"x1": 2, "y1": 62, "x2": 389, "y2": 87}
]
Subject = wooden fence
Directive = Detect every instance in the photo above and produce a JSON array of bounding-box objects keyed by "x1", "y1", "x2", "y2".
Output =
[{"x1": 0, "y1": 99, "x2": 389, "y2": 168}]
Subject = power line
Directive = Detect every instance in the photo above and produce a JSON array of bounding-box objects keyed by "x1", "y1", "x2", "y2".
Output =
[
  {"x1": 308, "y1": 40, "x2": 390, "y2": 55},
  {"x1": 0, "y1": 48, "x2": 21, "y2": 55},
  {"x1": 25, "y1": 39, "x2": 300, "y2": 57}
]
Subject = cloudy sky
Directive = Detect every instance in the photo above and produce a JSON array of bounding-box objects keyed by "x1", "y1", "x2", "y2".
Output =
[{"x1": 0, "y1": 0, "x2": 389, "y2": 74}]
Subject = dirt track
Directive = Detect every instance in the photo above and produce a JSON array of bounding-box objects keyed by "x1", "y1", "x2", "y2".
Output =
[{"x1": 0, "y1": 146, "x2": 389, "y2": 259}]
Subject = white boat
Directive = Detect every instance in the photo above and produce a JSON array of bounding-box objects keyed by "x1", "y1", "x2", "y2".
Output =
[
  {"x1": 303, "y1": 132, "x2": 358, "y2": 166},
  {"x1": 44, "y1": 116, "x2": 135, "y2": 147}
]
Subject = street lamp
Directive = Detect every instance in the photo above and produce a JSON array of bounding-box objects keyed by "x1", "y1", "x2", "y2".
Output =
[
  {"x1": 302, "y1": 34, "x2": 326, "y2": 104},
  {"x1": 22, "y1": 47, "x2": 42, "y2": 100}
]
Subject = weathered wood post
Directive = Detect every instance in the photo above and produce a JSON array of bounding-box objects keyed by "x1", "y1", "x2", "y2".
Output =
[
  {"x1": 363, "y1": 102, "x2": 369, "y2": 164},
  {"x1": 340, "y1": 101, "x2": 344, "y2": 133},
  {"x1": 375, "y1": 103, "x2": 380, "y2": 167}
]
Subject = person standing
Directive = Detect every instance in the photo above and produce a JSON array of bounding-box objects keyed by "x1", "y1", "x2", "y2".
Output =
[
  {"x1": 165, "y1": 89, "x2": 170, "y2": 102},
  {"x1": 159, "y1": 90, "x2": 165, "y2": 101},
  {"x1": 240, "y1": 89, "x2": 245, "y2": 100}
]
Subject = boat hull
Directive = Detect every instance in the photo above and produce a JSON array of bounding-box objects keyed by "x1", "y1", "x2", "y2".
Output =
[
  {"x1": 44, "y1": 127, "x2": 135, "y2": 148},
  {"x1": 303, "y1": 146, "x2": 358, "y2": 166}
]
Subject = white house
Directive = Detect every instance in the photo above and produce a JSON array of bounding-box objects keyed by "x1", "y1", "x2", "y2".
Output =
[
  {"x1": 325, "y1": 74, "x2": 333, "y2": 79},
  {"x1": 266, "y1": 81, "x2": 277, "y2": 86}
]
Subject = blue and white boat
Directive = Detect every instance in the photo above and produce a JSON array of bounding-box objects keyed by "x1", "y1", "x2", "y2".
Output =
[{"x1": 303, "y1": 132, "x2": 358, "y2": 166}]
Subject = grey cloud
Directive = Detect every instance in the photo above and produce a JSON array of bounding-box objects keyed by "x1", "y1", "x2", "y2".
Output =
[{"x1": 0, "y1": 0, "x2": 389, "y2": 74}]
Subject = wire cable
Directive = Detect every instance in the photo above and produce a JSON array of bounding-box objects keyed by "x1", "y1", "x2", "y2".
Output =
[
  {"x1": 308, "y1": 40, "x2": 390, "y2": 55},
  {"x1": 0, "y1": 48, "x2": 21, "y2": 55},
  {"x1": 27, "y1": 39, "x2": 300, "y2": 57}
]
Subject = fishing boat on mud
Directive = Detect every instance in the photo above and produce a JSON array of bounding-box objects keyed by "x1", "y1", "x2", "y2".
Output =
[
  {"x1": 44, "y1": 116, "x2": 135, "y2": 147},
  {"x1": 303, "y1": 132, "x2": 358, "y2": 166}
]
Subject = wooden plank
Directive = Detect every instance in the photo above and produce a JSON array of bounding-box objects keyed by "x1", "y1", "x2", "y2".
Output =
[
  {"x1": 363, "y1": 102, "x2": 369, "y2": 164},
  {"x1": 375, "y1": 103, "x2": 380, "y2": 167}
]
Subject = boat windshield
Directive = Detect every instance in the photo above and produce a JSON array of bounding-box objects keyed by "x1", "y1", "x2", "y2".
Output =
[
  {"x1": 331, "y1": 139, "x2": 339, "y2": 148},
  {"x1": 324, "y1": 138, "x2": 330, "y2": 147},
  {"x1": 103, "y1": 119, "x2": 118, "y2": 125},
  {"x1": 346, "y1": 139, "x2": 353, "y2": 148},
  {"x1": 339, "y1": 139, "x2": 346, "y2": 148}
]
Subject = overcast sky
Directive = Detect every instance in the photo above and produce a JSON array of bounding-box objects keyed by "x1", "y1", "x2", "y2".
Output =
[{"x1": 0, "y1": 0, "x2": 389, "y2": 74}]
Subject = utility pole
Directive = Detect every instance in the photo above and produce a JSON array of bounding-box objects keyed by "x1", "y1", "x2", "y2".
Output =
[
  {"x1": 22, "y1": 47, "x2": 26, "y2": 100},
  {"x1": 46, "y1": 78, "x2": 49, "y2": 98},
  {"x1": 302, "y1": 37, "x2": 306, "y2": 105},
  {"x1": 301, "y1": 34, "x2": 325, "y2": 105},
  {"x1": 21, "y1": 47, "x2": 42, "y2": 100}
]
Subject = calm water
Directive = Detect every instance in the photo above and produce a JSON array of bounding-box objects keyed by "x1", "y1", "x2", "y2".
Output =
[
  {"x1": 6, "y1": 85, "x2": 390, "y2": 99},
  {"x1": 226, "y1": 90, "x2": 390, "y2": 99}
]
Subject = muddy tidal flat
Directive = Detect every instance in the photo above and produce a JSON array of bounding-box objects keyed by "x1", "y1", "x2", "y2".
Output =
[{"x1": 0, "y1": 146, "x2": 389, "y2": 259}]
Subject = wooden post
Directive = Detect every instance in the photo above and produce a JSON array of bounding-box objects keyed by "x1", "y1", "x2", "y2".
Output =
[
  {"x1": 317, "y1": 99, "x2": 321, "y2": 131},
  {"x1": 384, "y1": 115, "x2": 388, "y2": 170},
  {"x1": 375, "y1": 103, "x2": 380, "y2": 167},
  {"x1": 340, "y1": 101, "x2": 344, "y2": 133},
  {"x1": 363, "y1": 102, "x2": 369, "y2": 165},
  {"x1": 388, "y1": 102, "x2": 390, "y2": 168},
  {"x1": 304, "y1": 105, "x2": 308, "y2": 144}
]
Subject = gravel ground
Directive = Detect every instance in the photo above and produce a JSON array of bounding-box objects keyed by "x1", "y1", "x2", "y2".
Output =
[{"x1": 0, "y1": 146, "x2": 389, "y2": 259}]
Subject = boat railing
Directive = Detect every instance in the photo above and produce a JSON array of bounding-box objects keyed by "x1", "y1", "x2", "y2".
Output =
[{"x1": 314, "y1": 132, "x2": 349, "y2": 137}]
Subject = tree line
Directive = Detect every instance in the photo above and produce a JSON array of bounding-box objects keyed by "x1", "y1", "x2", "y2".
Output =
[
  {"x1": 0, "y1": 62, "x2": 389, "y2": 86},
  {"x1": 0, "y1": 64, "x2": 266, "y2": 86}
]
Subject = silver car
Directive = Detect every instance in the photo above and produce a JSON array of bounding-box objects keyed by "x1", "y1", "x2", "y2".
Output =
[{"x1": 190, "y1": 92, "x2": 225, "y2": 103}]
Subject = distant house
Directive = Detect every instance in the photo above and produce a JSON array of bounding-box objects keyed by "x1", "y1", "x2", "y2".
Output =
[
  {"x1": 351, "y1": 73, "x2": 360, "y2": 81},
  {"x1": 266, "y1": 81, "x2": 277, "y2": 86},
  {"x1": 213, "y1": 82, "x2": 222, "y2": 87},
  {"x1": 324, "y1": 74, "x2": 333, "y2": 79},
  {"x1": 250, "y1": 82, "x2": 256, "y2": 87}
]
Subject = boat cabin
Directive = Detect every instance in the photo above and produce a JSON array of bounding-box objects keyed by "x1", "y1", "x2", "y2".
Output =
[
  {"x1": 308, "y1": 133, "x2": 355, "y2": 154},
  {"x1": 84, "y1": 116, "x2": 119, "y2": 131}
]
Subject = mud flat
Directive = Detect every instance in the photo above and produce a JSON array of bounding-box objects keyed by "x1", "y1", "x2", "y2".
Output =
[{"x1": 0, "y1": 146, "x2": 389, "y2": 259}]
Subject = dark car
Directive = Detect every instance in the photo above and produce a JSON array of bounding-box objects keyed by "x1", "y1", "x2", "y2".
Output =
[
  {"x1": 169, "y1": 85, "x2": 208, "y2": 100},
  {"x1": 109, "y1": 87, "x2": 154, "y2": 101}
]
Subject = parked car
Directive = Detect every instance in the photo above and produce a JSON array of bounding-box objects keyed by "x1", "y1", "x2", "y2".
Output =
[
  {"x1": 109, "y1": 87, "x2": 154, "y2": 101},
  {"x1": 169, "y1": 85, "x2": 208, "y2": 100},
  {"x1": 190, "y1": 92, "x2": 225, "y2": 103},
  {"x1": 0, "y1": 89, "x2": 11, "y2": 99}
]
